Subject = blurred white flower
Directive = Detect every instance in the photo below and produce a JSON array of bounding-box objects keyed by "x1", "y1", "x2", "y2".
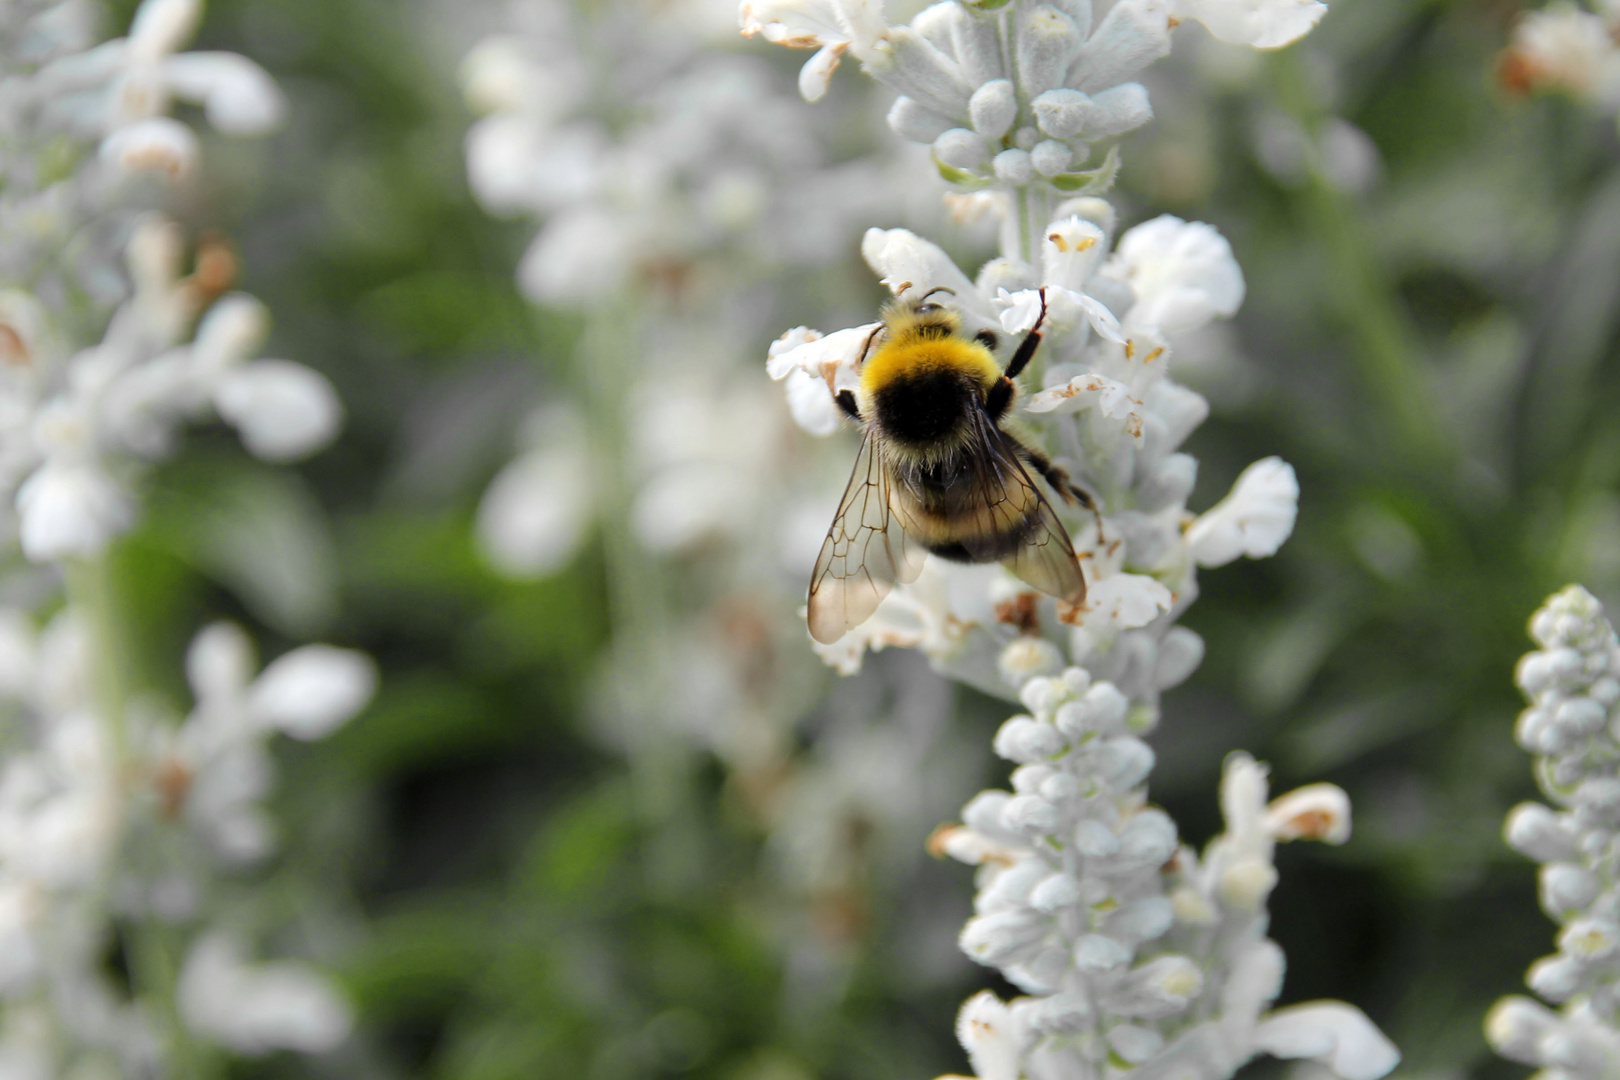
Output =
[
  {"x1": 1168, "y1": 0, "x2": 1327, "y2": 49},
  {"x1": 476, "y1": 407, "x2": 595, "y2": 579},
  {"x1": 178, "y1": 933, "x2": 352, "y2": 1055},
  {"x1": 213, "y1": 361, "x2": 343, "y2": 463},
  {"x1": 1500, "y1": 1, "x2": 1620, "y2": 107}
]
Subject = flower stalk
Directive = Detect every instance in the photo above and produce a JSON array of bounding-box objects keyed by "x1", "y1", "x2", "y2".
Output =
[{"x1": 745, "y1": 0, "x2": 1402, "y2": 1075}]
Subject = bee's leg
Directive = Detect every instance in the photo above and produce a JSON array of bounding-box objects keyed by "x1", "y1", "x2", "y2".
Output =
[
  {"x1": 985, "y1": 377, "x2": 1015, "y2": 421},
  {"x1": 836, "y1": 389, "x2": 861, "y2": 420},
  {"x1": 1002, "y1": 288, "x2": 1050, "y2": 381},
  {"x1": 1014, "y1": 437, "x2": 1106, "y2": 544}
]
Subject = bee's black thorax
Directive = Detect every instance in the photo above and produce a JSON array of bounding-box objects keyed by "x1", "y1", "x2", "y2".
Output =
[{"x1": 870, "y1": 368, "x2": 979, "y2": 447}]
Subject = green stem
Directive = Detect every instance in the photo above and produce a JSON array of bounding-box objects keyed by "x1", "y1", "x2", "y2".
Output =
[{"x1": 65, "y1": 555, "x2": 216, "y2": 1077}]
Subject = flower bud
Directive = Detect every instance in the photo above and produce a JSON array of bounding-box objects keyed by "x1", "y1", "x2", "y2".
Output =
[
  {"x1": 1540, "y1": 863, "x2": 1599, "y2": 917},
  {"x1": 1108, "y1": 896, "x2": 1173, "y2": 942},
  {"x1": 1000, "y1": 637, "x2": 1063, "y2": 684},
  {"x1": 1030, "y1": 872, "x2": 1082, "y2": 912},
  {"x1": 1003, "y1": 794, "x2": 1061, "y2": 836},
  {"x1": 888, "y1": 96, "x2": 956, "y2": 143},
  {"x1": 1022, "y1": 992, "x2": 1092, "y2": 1034},
  {"x1": 1096, "y1": 737, "x2": 1154, "y2": 788},
  {"x1": 1101, "y1": 955, "x2": 1203, "y2": 1019},
  {"x1": 1073, "y1": 933, "x2": 1131, "y2": 971},
  {"x1": 1031, "y1": 140, "x2": 1073, "y2": 177},
  {"x1": 934, "y1": 128, "x2": 990, "y2": 170},
  {"x1": 1526, "y1": 953, "x2": 1584, "y2": 1002},
  {"x1": 1105, "y1": 1023, "x2": 1164, "y2": 1064},
  {"x1": 993, "y1": 148, "x2": 1034, "y2": 184},
  {"x1": 1505, "y1": 803, "x2": 1578, "y2": 862},
  {"x1": 1074, "y1": 818, "x2": 1120, "y2": 856},
  {"x1": 1016, "y1": 5, "x2": 1082, "y2": 97},
  {"x1": 961, "y1": 909, "x2": 1049, "y2": 967},
  {"x1": 1020, "y1": 676, "x2": 1063, "y2": 715},
  {"x1": 994, "y1": 716, "x2": 1066, "y2": 763},
  {"x1": 1485, "y1": 995, "x2": 1559, "y2": 1064},
  {"x1": 1558, "y1": 917, "x2": 1620, "y2": 960},
  {"x1": 969, "y1": 79, "x2": 1018, "y2": 140}
]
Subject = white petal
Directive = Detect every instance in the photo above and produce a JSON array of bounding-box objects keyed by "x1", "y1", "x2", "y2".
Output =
[
  {"x1": 213, "y1": 360, "x2": 343, "y2": 462},
  {"x1": 783, "y1": 367, "x2": 845, "y2": 437},
  {"x1": 956, "y1": 991, "x2": 1025, "y2": 1080},
  {"x1": 517, "y1": 209, "x2": 634, "y2": 305},
  {"x1": 128, "y1": 0, "x2": 201, "y2": 58},
  {"x1": 100, "y1": 116, "x2": 197, "y2": 178},
  {"x1": 15, "y1": 461, "x2": 134, "y2": 562},
  {"x1": 766, "y1": 323, "x2": 875, "y2": 383},
  {"x1": 1041, "y1": 216, "x2": 1107, "y2": 292},
  {"x1": 1170, "y1": 0, "x2": 1326, "y2": 48},
  {"x1": 1110, "y1": 215, "x2": 1245, "y2": 335},
  {"x1": 1186, "y1": 457, "x2": 1298, "y2": 567},
  {"x1": 861, "y1": 227, "x2": 985, "y2": 317},
  {"x1": 178, "y1": 933, "x2": 353, "y2": 1056},
  {"x1": 1265, "y1": 782, "x2": 1351, "y2": 844},
  {"x1": 1075, "y1": 573, "x2": 1171, "y2": 631},
  {"x1": 1254, "y1": 1003, "x2": 1400, "y2": 1080},
  {"x1": 994, "y1": 288, "x2": 1046, "y2": 335},
  {"x1": 162, "y1": 52, "x2": 285, "y2": 135},
  {"x1": 186, "y1": 621, "x2": 256, "y2": 704},
  {"x1": 799, "y1": 42, "x2": 847, "y2": 101},
  {"x1": 464, "y1": 114, "x2": 545, "y2": 215},
  {"x1": 475, "y1": 445, "x2": 594, "y2": 578},
  {"x1": 192, "y1": 294, "x2": 270, "y2": 378},
  {"x1": 249, "y1": 646, "x2": 377, "y2": 740}
]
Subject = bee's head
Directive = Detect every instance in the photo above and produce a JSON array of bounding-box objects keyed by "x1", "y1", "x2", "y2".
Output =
[{"x1": 882, "y1": 285, "x2": 962, "y2": 343}]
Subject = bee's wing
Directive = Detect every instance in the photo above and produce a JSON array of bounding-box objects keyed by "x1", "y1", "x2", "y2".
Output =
[
  {"x1": 807, "y1": 432, "x2": 927, "y2": 645},
  {"x1": 963, "y1": 410, "x2": 1087, "y2": 606}
]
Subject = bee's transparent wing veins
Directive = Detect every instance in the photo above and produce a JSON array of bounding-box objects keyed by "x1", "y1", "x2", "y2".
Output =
[
  {"x1": 807, "y1": 432, "x2": 925, "y2": 644},
  {"x1": 965, "y1": 410, "x2": 1087, "y2": 605}
]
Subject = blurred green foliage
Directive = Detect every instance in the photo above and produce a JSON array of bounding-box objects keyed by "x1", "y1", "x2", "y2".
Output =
[{"x1": 84, "y1": 0, "x2": 1620, "y2": 1075}]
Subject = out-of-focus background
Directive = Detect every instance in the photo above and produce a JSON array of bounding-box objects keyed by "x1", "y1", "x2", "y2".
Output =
[{"x1": 94, "y1": 0, "x2": 1620, "y2": 1074}]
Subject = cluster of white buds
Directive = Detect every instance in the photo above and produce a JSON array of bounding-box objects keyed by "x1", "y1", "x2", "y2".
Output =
[
  {"x1": 742, "y1": 0, "x2": 1324, "y2": 223},
  {"x1": 0, "y1": 610, "x2": 373, "y2": 1070},
  {"x1": 1498, "y1": 1, "x2": 1620, "y2": 117},
  {"x1": 0, "y1": 0, "x2": 339, "y2": 562},
  {"x1": 930, "y1": 668, "x2": 1397, "y2": 1080},
  {"x1": 1487, "y1": 586, "x2": 1620, "y2": 1079},
  {"x1": 0, "y1": 0, "x2": 372, "y2": 1069}
]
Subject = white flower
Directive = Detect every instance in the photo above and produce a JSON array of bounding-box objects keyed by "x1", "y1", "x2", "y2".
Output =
[
  {"x1": 249, "y1": 645, "x2": 377, "y2": 741},
  {"x1": 765, "y1": 322, "x2": 877, "y2": 419},
  {"x1": 954, "y1": 991, "x2": 1026, "y2": 1080},
  {"x1": 476, "y1": 407, "x2": 594, "y2": 578},
  {"x1": 1502, "y1": 2, "x2": 1620, "y2": 105},
  {"x1": 739, "y1": 0, "x2": 892, "y2": 101},
  {"x1": 1186, "y1": 457, "x2": 1299, "y2": 568},
  {"x1": 14, "y1": 459, "x2": 132, "y2": 562},
  {"x1": 861, "y1": 228, "x2": 987, "y2": 319},
  {"x1": 1168, "y1": 0, "x2": 1328, "y2": 49},
  {"x1": 1106, "y1": 215, "x2": 1246, "y2": 336},
  {"x1": 1070, "y1": 573, "x2": 1173, "y2": 633},
  {"x1": 1253, "y1": 1003, "x2": 1401, "y2": 1080},
  {"x1": 1265, "y1": 783, "x2": 1352, "y2": 844},
  {"x1": 212, "y1": 360, "x2": 343, "y2": 463},
  {"x1": 178, "y1": 932, "x2": 353, "y2": 1055}
]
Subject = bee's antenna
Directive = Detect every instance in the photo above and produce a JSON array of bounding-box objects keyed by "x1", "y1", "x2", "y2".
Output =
[
  {"x1": 856, "y1": 322, "x2": 883, "y2": 368},
  {"x1": 919, "y1": 285, "x2": 957, "y2": 303}
]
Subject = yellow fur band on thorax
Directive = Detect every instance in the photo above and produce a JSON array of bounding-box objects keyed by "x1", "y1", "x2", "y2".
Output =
[{"x1": 859, "y1": 338, "x2": 1000, "y2": 396}]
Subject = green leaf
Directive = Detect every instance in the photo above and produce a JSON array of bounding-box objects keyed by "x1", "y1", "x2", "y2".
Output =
[
  {"x1": 1049, "y1": 145, "x2": 1121, "y2": 193},
  {"x1": 932, "y1": 154, "x2": 993, "y2": 190}
]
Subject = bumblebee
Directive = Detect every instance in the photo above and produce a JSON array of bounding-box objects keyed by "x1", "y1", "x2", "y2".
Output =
[{"x1": 807, "y1": 287, "x2": 1090, "y2": 645}]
